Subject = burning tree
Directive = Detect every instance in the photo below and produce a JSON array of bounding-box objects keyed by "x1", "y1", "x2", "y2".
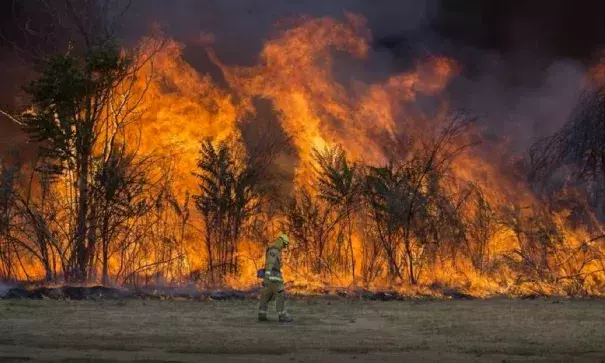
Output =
[
  {"x1": 528, "y1": 83, "x2": 605, "y2": 294},
  {"x1": 193, "y1": 139, "x2": 263, "y2": 282},
  {"x1": 22, "y1": 40, "x2": 130, "y2": 281},
  {"x1": 0, "y1": 0, "x2": 168, "y2": 283},
  {"x1": 0, "y1": 157, "x2": 18, "y2": 279},
  {"x1": 90, "y1": 147, "x2": 163, "y2": 285},
  {"x1": 363, "y1": 117, "x2": 473, "y2": 284},
  {"x1": 18, "y1": 38, "x2": 154, "y2": 281},
  {"x1": 313, "y1": 146, "x2": 362, "y2": 279},
  {"x1": 283, "y1": 187, "x2": 342, "y2": 279},
  {"x1": 283, "y1": 146, "x2": 361, "y2": 281},
  {"x1": 459, "y1": 185, "x2": 498, "y2": 274}
]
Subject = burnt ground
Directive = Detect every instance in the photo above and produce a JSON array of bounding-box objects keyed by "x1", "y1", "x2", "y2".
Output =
[
  {"x1": 0, "y1": 299, "x2": 603, "y2": 362},
  {"x1": 0, "y1": 284, "x2": 477, "y2": 301}
]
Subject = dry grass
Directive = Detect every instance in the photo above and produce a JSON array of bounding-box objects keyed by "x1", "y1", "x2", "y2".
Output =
[{"x1": 0, "y1": 298, "x2": 603, "y2": 362}]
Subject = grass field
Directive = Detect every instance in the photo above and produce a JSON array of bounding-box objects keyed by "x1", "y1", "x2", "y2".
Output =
[{"x1": 0, "y1": 298, "x2": 603, "y2": 362}]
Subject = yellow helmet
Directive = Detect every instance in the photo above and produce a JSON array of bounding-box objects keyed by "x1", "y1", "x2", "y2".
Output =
[{"x1": 278, "y1": 233, "x2": 290, "y2": 247}]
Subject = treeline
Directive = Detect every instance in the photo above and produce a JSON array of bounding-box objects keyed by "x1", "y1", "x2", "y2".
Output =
[
  {"x1": 0, "y1": 1, "x2": 604, "y2": 295},
  {"x1": 1, "y1": 98, "x2": 604, "y2": 295}
]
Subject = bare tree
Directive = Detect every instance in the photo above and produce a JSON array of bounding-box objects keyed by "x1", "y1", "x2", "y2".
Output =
[
  {"x1": 529, "y1": 85, "x2": 605, "y2": 220},
  {"x1": 530, "y1": 85, "x2": 605, "y2": 184},
  {"x1": 0, "y1": 157, "x2": 19, "y2": 279},
  {"x1": 0, "y1": 157, "x2": 67, "y2": 282},
  {"x1": 460, "y1": 185, "x2": 498, "y2": 273}
]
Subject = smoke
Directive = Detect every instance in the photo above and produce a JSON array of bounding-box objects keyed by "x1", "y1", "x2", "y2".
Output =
[
  {"x1": 447, "y1": 54, "x2": 587, "y2": 153},
  {"x1": 0, "y1": 283, "x2": 15, "y2": 298},
  {"x1": 122, "y1": 0, "x2": 433, "y2": 62},
  {"x1": 120, "y1": 0, "x2": 605, "y2": 154},
  {"x1": 2, "y1": 1, "x2": 605, "y2": 154}
]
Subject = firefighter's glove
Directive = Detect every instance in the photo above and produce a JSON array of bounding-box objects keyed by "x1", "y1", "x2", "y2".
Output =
[{"x1": 265, "y1": 271, "x2": 282, "y2": 282}]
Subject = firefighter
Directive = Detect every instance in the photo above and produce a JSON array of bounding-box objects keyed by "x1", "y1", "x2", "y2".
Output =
[{"x1": 258, "y1": 233, "x2": 294, "y2": 323}]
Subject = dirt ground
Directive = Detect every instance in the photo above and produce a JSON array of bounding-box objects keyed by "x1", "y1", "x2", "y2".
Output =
[{"x1": 0, "y1": 298, "x2": 603, "y2": 362}]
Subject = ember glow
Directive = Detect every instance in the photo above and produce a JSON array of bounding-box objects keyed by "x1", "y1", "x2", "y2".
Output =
[{"x1": 1, "y1": 11, "x2": 604, "y2": 297}]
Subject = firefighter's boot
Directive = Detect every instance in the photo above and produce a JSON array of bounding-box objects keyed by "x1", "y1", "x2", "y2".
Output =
[{"x1": 278, "y1": 311, "x2": 294, "y2": 323}]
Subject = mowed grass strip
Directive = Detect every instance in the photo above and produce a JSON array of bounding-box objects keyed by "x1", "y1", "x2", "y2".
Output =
[{"x1": 0, "y1": 299, "x2": 603, "y2": 362}]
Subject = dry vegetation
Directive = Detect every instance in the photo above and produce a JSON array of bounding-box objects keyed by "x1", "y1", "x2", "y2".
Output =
[
  {"x1": 0, "y1": 299, "x2": 603, "y2": 362},
  {"x1": 1, "y1": 1, "x2": 604, "y2": 297}
]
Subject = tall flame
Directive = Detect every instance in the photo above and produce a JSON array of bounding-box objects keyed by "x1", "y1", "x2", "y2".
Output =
[{"x1": 209, "y1": 14, "x2": 458, "y2": 184}]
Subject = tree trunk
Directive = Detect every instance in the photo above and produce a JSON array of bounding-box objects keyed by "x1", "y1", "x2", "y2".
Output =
[
  {"x1": 86, "y1": 203, "x2": 97, "y2": 282},
  {"x1": 348, "y1": 216, "x2": 355, "y2": 284},
  {"x1": 40, "y1": 240, "x2": 54, "y2": 283},
  {"x1": 102, "y1": 251, "x2": 109, "y2": 285},
  {"x1": 101, "y1": 213, "x2": 110, "y2": 286},
  {"x1": 75, "y1": 156, "x2": 90, "y2": 282},
  {"x1": 405, "y1": 239, "x2": 417, "y2": 285},
  {"x1": 205, "y1": 214, "x2": 214, "y2": 283}
]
